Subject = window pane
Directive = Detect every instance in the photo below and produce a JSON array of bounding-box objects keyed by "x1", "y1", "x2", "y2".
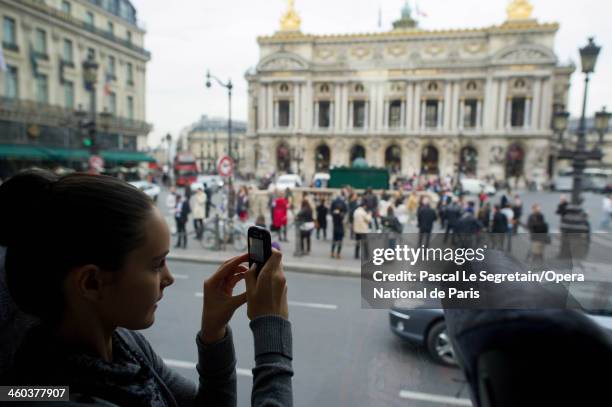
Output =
[
  {"x1": 127, "y1": 63, "x2": 133, "y2": 83},
  {"x1": 36, "y1": 74, "x2": 48, "y2": 104},
  {"x1": 425, "y1": 100, "x2": 438, "y2": 128},
  {"x1": 63, "y1": 39, "x2": 73, "y2": 62},
  {"x1": 389, "y1": 100, "x2": 401, "y2": 127},
  {"x1": 109, "y1": 92, "x2": 116, "y2": 114},
  {"x1": 318, "y1": 101, "x2": 330, "y2": 128},
  {"x1": 126, "y1": 31, "x2": 132, "y2": 44},
  {"x1": 5, "y1": 66, "x2": 18, "y2": 99},
  {"x1": 278, "y1": 100, "x2": 290, "y2": 127},
  {"x1": 108, "y1": 56, "x2": 115, "y2": 76},
  {"x1": 64, "y1": 81, "x2": 74, "y2": 109},
  {"x1": 3, "y1": 17, "x2": 16, "y2": 45},
  {"x1": 86, "y1": 11, "x2": 94, "y2": 26},
  {"x1": 62, "y1": 1, "x2": 71, "y2": 14},
  {"x1": 511, "y1": 98, "x2": 526, "y2": 127},
  {"x1": 127, "y1": 96, "x2": 134, "y2": 119},
  {"x1": 464, "y1": 99, "x2": 478, "y2": 128},
  {"x1": 108, "y1": 21, "x2": 114, "y2": 35},
  {"x1": 35, "y1": 29, "x2": 46, "y2": 54},
  {"x1": 354, "y1": 101, "x2": 365, "y2": 128}
]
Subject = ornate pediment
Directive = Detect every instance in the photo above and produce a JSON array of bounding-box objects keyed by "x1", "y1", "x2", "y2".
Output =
[
  {"x1": 257, "y1": 52, "x2": 309, "y2": 72},
  {"x1": 492, "y1": 44, "x2": 557, "y2": 65}
]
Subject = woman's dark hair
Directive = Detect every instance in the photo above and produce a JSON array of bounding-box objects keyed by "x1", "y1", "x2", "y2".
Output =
[{"x1": 0, "y1": 169, "x2": 155, "y2": 325}]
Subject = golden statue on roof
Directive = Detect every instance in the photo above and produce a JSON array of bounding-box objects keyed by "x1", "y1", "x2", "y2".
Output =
[
  {"x1": 507, "y1": 0, "x2": 534, "y2": 21},
  {"x1": 280, "y1": 0, "x2": 301, "y2": 32}
]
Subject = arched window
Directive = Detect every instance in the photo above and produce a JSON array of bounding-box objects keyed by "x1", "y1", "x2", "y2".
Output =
[
  {"x1": 315, "y1": 144, "x2": 331, "y2": 172},
  {"x1": 320, "y1": 84, "x2": 330, "y2": 93},
  {"x1": 279, "y1": 83, "x2": 289, "y2": 92},
  {"x1": 460, "y1": 146, "x2": 478, "y2": 177},
  {"x1": 350, "y1": 144, "x2": 366, "y2": 164},
  {"x1": 421, "y1": 145, "x2": 439, "y2": 175},
  {"x1": 385, "y1": 145, "x2": 402, "y2": 174},
  {"x1": 505, "y1": 144, "x2": 525, "y2": 178},
  {"x1": 427, "y1": 82, "x2": 438, "y2": 92},
  {"x1": 467, "y1": 81, "x2": 477, "y2": 91},
  {"x1": 276, "y1": 143, "x2": 291, "y2": 172}
]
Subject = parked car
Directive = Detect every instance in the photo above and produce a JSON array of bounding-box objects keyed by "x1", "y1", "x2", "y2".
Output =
[
  {"x1": 459, "y1": 178, "x2": 496, "y2": 196},
  {"x1": 190, "y1": 175, "x2": 224, "y2": 193},
  {"x1": 129, "y1": 181, "x2": 160, "y2": 202},
  {"x1": 389, "y1": 306, "x2": 612, "y2": 367},
  {"x1": 273, "y1": 174, "x2": 303, "y2": 190}
]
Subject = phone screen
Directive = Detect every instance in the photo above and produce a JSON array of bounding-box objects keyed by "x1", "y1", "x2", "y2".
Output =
[
  {"x1": 249, "y1": 237, "x2": 264, "y2": 263},
  {"x1": 248, "y1": 226, "x2": 272, "y2": 276}
]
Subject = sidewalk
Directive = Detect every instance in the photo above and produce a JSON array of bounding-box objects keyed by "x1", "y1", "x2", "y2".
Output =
[{"x1": 167, "y1": 224, "x2": 362, "y2": 277}]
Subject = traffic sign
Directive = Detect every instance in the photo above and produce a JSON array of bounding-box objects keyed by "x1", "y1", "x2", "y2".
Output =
[{"x1": 217, "y1": 155, "x2": 234, "y2": 177}]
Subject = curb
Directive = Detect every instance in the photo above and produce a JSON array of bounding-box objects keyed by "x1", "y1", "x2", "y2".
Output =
[{"x1": 167, "y1": 254, "x2": 361, "y2": 278}]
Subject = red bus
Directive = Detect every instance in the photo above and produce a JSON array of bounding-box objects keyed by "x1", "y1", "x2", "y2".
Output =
[{"x1": 174, "y1": 152, "x2": 199, "y2": 187}]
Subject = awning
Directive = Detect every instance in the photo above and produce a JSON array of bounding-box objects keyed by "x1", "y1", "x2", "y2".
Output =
[
  {"x1": 0, "y1": 144, "x2": 88, "y2": 160},
  {"x1": 101, "y1": 150, "x2": 156, "y2": 163},
  {"x1": 0, "y1": 145, "x2": 155, "y2": 163}
]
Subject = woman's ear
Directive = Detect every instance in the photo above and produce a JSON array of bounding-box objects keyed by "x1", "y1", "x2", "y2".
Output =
[{"x1": 67, "y1": 265, "x2": 112, "y2": 303}]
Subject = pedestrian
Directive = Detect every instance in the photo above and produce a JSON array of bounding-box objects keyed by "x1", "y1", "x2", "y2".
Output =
[
  {"x1": 407, "y1": 192, "x2": 419, "y2": 226},
  {"x1": 477, "y1": 202, "x2": 492, "y2": 232},
  {"x1": 0, "y1": 170, "x2": 293, "y2": 404},
  {"x1": 527, "y1": 203, "x2": 550, "y2": 264},
  {"x1": 204, "y1": 183, "x2": 213, "y2": 219},
  {"x1": 297, "y1": 200, "x2": 314, "y2": 254},
  {"x1": 382, "y1": 206, "x2": 403, "y2": 248},
  {"x1": 174, "y1": 194, "x2": 190, "y2": 249},
  {"x1": 190, "y1": 187, "x2": 206, "y2": 240},
  {"x1": 600, "y1": 195, "x2": 612, "y2": 230},
  {"x1": 272, "y1": 191, "x2": 288, "y2": 242},
  {"x1": 363, "y1": 187, "x2": 379, "y2": 231},
  {"x1": 512, "y1": 195, "x2": 523, "y2": 234},
  {"x1": 501, "y1": 203, "x2": 515, "y2": 252},
  {"x1": 165, "y1": 186, "x2": 177, "y2": 235},
  {"x1": 353, "y1": 201, "x2": 372, "y2": 260},
  {"x1": 490, "y1": 204, "x2": 508, "y2": 250},
  {"x1": 348, "y1": 192, "x2": 359, "y2": 239},
  {"x1": 444, "y1": 198, "x2": 462, "y2": 244},
  {"x1": 454, "y1": 201, "x2": 484, "y2": 248},
  {"x1": 417, "y1": 198, "x2": 437, "y2": 248},
  {"x1": 478, "y1": 189, "x2": 488, "y2": 209},
  {"x1": 330, "y1": 193, "x2": 348, "y2": 259},
  {"x1": 556, "y1": 194, "x2": 568, "y2": 217},
  {"x1": 236, "y1": 185, "x2": 249, "y2": 222},
  {"x1": 316, "y1": 197, "x2": 328, "y2": 240}
]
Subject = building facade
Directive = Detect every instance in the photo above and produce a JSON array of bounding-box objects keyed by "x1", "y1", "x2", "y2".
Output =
[
  {"x1": 0, "y1": 0, "x2": 152, "y2": 177},
  {"x1": 245, "y1": 0, "x2": 574, "y2": 186},
  {"x1": 182, "y1": 115, "x2": 247, "y2": 175}
]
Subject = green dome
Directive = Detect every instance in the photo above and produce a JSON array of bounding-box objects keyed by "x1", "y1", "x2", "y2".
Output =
[{"x1": 401, "y1": 1, "x2": 412, "y2": 19}]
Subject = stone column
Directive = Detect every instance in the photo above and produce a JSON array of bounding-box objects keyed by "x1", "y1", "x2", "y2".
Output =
[
  {"x1": 377, "y1": 83, "x2": 384, "y2": 130},
  {"x1": 420, "y1": 100, "x2": 426, "y2": 130},
  {"x1": 383, "y1": 100, "x2": 389, "y2": 129},
  {"x1": 451, "y1": 82, "x2": 460, "y2": 131},
  {"x1": 437, "y1": 100, "x2": 443, "y2": 129},
  {"x1": 348, "y1": 100, "x2": 353, "y2": 129},
  {"x1": 476, "y1": 99, "x2": 483, "y2": 129},
  {"x1": 259, "y1": 85, "x2": 266, "y2": 131},
  {"x1": 532, "y1": 79, "x2": 542, "y2": 131},
  {"x1": 458, "y1": 99, "x2": 465, "y2": 130},
  {"x1": 313, "y1": 101, "x2": 320, "y2": 129},
  {"x1": 400, "y1": 100, "x2": 406, "y2": 129},
  {"x1": 330, "y1": 101, "x2": 335, "y2": 129},
  {"x1": 497, "y1": 79, "x2": 508, "y2": 130},
  {"x1": 524, "y1": 97, "x2": 532, "y2": 129},
  {"x1": 334, "y1": 84, "x2": 342, "y2": 131},
  {"x1": 412, "y1": 83, "x2": 420, "y2": 131},
  {"x1": 267, "y1": 85, "x2": 274, "y2": 130},
  {"x1": 444, "y1": 82, "x2": 452, "y2": 130}
]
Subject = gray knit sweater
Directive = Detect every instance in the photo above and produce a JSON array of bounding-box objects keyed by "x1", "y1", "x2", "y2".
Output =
[{"x1": 5, "y1": 316, "x2": 293, "y2": 406}]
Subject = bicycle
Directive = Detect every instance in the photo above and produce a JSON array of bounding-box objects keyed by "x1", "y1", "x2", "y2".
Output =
[{"x1": 200, "y1": 214, "x2": 247, "y2": 252}]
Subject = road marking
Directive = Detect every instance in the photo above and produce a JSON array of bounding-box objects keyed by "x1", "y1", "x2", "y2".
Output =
[
  {"x1": 172, "y1": 273, "x2": 189, "y2": 279},
  {"x1": 195, "y1": 292, "x2": 338, "y2": 310},
  {"x1": 398, "y1": 390, "x2": 472, "y2": 406},
  {"x1": 163, "y1": 358, "x2": 252, "y2": 377}
]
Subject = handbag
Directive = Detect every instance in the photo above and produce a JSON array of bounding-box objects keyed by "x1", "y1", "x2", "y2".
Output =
[{"x1": 300, "y1": 221, "x2": 315, "y2": 232}]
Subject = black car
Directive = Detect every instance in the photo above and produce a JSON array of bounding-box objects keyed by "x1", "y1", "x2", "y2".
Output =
[{"x1": 389, "y1": 307, "x2": 456, "y2": 366}]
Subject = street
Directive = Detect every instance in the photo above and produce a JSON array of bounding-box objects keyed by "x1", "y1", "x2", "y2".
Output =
[{"x1": 142, "y1": 260, "x2": 471, "y2": 407}]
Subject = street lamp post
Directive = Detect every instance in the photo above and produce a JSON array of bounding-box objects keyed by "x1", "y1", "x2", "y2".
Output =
[
  {"x1": 82, "y1": 54, "x2": 99, "y2": 162},
  {"x1": 206, "y1": 70, "x2": 235, "y2": 225},
  {"x1": 556, "y1": 37, "x2": 603, "y2": 259},
  {"x1": 165, "y1": 133, "x2": 173, "y2": 186}
]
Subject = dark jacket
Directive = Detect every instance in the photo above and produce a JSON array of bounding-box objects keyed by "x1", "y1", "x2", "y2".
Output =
[
  {"x1": 5, "y1": 317, "x2": 293, "y2": 406},
  {"x1": 445, "y1": 203, "x2": 463, "y2": 227},
  {"x1": 491, "y1": 211, "x2": 509, "y2": 233},
  {"x1": 316, "y1": 204, "x2": 328, "y2": 226},
  {"x1": 382, "y1": 215, "x2": 403, "y2": 234},
  {"x1": 417, "y1": 206, "x2": 437, "y2": 232},
  {"x1": 528, "y1": 213, "x2": 549, "y2": 242},
  {"x1": 296, "y1": 207, "x2": 313, "y2": 224},
  {"x1": 175, "y1": 200, "x2": 191, "y2": 223}
]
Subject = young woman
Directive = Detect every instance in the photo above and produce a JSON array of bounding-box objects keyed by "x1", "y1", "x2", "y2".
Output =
[{"x1": 0, "y1": 169, "x2": 293, "y2": 406}]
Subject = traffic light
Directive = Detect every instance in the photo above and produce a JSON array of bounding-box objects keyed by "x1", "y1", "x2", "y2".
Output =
[{"x1": 79, "y1": 119, "x2": 96, "y2": 149}]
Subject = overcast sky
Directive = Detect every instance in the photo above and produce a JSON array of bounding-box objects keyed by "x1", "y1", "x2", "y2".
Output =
[{"x1": 130, "y1": 0, "x2": 611, "y2": 148}]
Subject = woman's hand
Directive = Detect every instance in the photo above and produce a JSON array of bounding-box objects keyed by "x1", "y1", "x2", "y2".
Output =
[
  {"x1": 245, "y1": 250, "x2": 289, "y2": 320},
  {"x1": 200, "y1": 254, "x2": 248, "y2": 344}
]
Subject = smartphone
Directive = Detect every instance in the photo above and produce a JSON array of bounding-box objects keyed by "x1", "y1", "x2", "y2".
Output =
[{"x1": 248, "y1": 226, "x2": 272, "y2": 276}]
